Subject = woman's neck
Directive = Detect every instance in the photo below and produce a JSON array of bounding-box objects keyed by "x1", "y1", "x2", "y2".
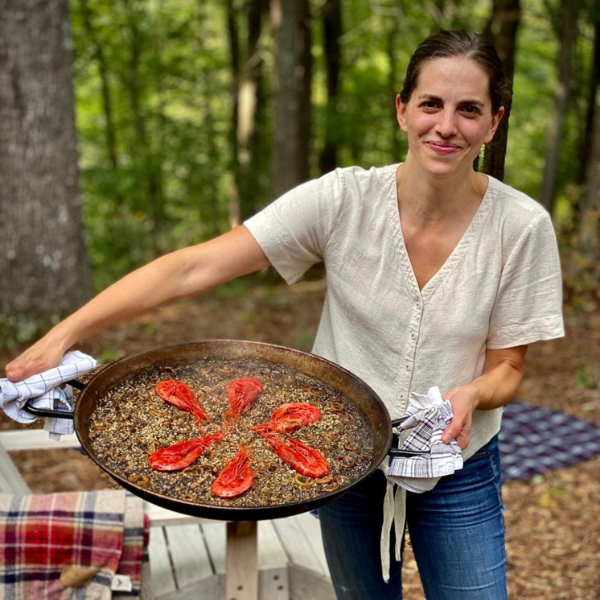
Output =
[{"x1": 396, "y1": 156, "x2": 487, "y2": 227}]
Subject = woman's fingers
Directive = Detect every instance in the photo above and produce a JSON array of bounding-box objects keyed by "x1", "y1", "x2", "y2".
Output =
[{"x1": 5, "y1": 343, "x2": 64, "y2": 381}]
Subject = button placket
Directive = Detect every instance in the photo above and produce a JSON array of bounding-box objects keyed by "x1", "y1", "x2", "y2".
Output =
[{"x1": 400, "y1": 295, "x2": 423, "y2": 406}]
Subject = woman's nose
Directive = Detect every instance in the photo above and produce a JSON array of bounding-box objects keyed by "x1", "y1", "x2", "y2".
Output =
[{"x1": 434, "y1": 110, "x2": 458, "y2": 137}]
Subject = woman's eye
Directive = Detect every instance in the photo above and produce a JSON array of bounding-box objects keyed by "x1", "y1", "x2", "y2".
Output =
[
  {"x1": 462, "y1": 105, "x2": 481, "y2": 115},
  {"x1": 420, "y1": 101, "x2": 439, "y2": 110}
]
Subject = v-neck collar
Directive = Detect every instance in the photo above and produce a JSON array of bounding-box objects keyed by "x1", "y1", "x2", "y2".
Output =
[{"x1": 386, "y1": 165, "x2": 493, "y2": 302}]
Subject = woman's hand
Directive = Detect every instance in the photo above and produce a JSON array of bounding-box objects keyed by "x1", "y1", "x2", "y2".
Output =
[
  {"x1": 5, "y1": 332, "x2": 70, "y2": 382},
  {"x1": 441, "y1": 385, "x2": 481, "y2": 450},
  {"x1": 441, "y1": 345, "x2": 528, "y2": 451}
]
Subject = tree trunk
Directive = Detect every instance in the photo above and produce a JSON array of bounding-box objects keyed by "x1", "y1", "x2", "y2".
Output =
[
  {"x1": 578, "y1": 20, "x2": 600, "y2": 184},
  {"x1": 318, "y1": 0, "x2": 342, "y2": 175},
  {"x1": 577, "y1": 86, "x2": 600, "y2": 265},
  {"x1": 387, "y1": 6, "x2": 402, "y2": 161},
  {"x1": 538, "y1": 0, "x2": 581, "y2": 214},
  {"x1": 481, "y1": 0, "x2": 521, "y2": 181},
  {"x1": 124, "y1": 1, "x2": 164, "y2": 253},
  {"x1": 270, "y1": 0, "x2": 312, "y2": 199},
  {"x1": 226, "y1": 0, "x2": 242, "y2": 227},
  {"x1": 0, "y1": 0, "x2": 93, "y2": 344},
  {"x1": 231, "y1": 0, "x2": 266, "y2": 222}
]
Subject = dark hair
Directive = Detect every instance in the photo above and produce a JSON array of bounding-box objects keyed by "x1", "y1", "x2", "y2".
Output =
[{"x1": 400, "y1": 30, "x2": 508, "y2": 115}]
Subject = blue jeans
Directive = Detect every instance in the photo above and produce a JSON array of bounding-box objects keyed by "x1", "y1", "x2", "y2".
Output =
[{"x1": 318, "y1": 436, "x2": 507, "y2": 600}]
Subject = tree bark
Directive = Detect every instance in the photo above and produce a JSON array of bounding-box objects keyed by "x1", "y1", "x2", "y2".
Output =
[
  {"x1": 538, "y1": 0, "x2": 581, "y2": 214},
  {"x1": 481, "y1": 0, "x2": 521, "y2": 181},
  {"x1": 387, "y1": 5, "x2": 402, "y2": 161},
  {"x1": 578, "y1": 20, "x2": 600, "y2": 184},
  {"x1": 270, "y1": 0, "x2": 312, "y2": 199},
  {"x1": 318, "y1": 0, "x2": 342, "y2": 175},
  {"x1": 226, "y1": 0, "x2": 242, "y2": 227},
  {"x1": 0, "y1": 0, "x2": 93, "y2": 343},
  {"x1": 230, "y1": 0, "x2": 266, "y2": 222},
  {"x1": 577, "y1": 86, "x2": 600, "y2": 264}
]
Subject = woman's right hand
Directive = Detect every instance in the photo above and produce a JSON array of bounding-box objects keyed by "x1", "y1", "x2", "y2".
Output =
[{"x1": 5, "y1": 331, "x2": 69, "y2": 381}]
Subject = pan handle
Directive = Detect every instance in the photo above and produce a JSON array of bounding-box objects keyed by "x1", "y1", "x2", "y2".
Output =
[{"x1": 22, "y1": 379, "x2": 86, "y2": 419}]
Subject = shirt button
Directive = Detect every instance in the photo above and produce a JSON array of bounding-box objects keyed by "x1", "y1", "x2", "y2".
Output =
[
  {"x1": 405, "y1": 364, "x2": 410, "y2": 370},
  {"x1": 400, "y1": 393, "x2": 406, "y2": 400},
  {"x1": 415, "y1": 302, "x2": 421, "y2": 310},
  {"x1": 410, "y1": 333, "x2": 416, "y2": 340}
]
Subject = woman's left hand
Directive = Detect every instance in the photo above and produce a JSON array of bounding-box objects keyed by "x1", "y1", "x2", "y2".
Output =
[
  {"x1": 441, "y1": 385, "x2": 481, "y2": 450},
  {"x1": 440, "y1": 345, "x2": 528, "y2": 450}
]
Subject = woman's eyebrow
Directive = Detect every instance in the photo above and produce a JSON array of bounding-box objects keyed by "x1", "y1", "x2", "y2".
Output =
[{"x1": 417, "y1": 93, "x2": 485, "y2": 107}]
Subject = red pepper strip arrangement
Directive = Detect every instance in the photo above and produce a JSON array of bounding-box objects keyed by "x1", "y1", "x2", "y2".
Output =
[
  {"x1": 149, "y1": 430, "x2": 228, "y2": 471},
  {"x1": 155, "y1": 380, "x2": 209, "y2": 427},
  {"x1": 211, "y1": 446, "x2": 254, "y2": 498}
]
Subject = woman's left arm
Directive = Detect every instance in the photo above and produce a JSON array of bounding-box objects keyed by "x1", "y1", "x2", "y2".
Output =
[{"x1": 441, "y1": 345, "x2": 528, "y2": 449}]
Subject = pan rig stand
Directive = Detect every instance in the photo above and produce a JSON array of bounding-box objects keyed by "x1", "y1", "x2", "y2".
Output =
[{"x1": 225, "y1": 521, "x2": 259, "y2": 600}]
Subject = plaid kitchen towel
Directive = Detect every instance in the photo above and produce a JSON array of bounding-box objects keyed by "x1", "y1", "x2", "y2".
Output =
[
  {"x1": 387, "y1": 386, "x2": 463, "y2": 492},
  {"x1": 0, "y1": 351, "x2": 96, "y2": 439},
  {"x1": 0, "y1": 490, "x2": 149, "y2": 600}
]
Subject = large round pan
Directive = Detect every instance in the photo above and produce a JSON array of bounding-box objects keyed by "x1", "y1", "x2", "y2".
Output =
[{"x1": 28, "y1": 340, "x2": 392, "y2": 521}]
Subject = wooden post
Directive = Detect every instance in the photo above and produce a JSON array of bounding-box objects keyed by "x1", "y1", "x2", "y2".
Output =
[{"x1": 225, "y1": 521, "x2": 259, "y2": 600}]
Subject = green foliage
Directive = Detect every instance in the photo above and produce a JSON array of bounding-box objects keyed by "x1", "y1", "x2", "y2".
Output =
[
  {"x1": 98, "y1": 345, "x2": 121, "y2": 363},
  {"x1": 72, "y1": 0, "x2": 234, "y2": 288},
  {"x1": 575, "y1": 364, "x2": 595, "y2": 390}
]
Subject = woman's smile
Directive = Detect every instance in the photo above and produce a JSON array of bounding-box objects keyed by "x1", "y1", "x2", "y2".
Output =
[{"x1": 425, "y1": 141, "x2": 461, "y2": 155}]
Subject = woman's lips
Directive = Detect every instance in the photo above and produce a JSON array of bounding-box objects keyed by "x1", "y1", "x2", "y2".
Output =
[{"x1": 426, "y1": 141, "x2": 460, "y2": 155}]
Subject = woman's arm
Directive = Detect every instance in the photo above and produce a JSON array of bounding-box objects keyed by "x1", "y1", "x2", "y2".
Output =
[
  {"x1": 5, "y1": 226, "x2": 270, "y2": 381},
  {"x1": 441, "y1": 345, "x2": 528, "y2": 450}
]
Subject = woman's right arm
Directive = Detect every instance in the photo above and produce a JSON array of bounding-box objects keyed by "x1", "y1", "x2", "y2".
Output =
[{"x1": 5, "y1": 225, "x2": 270, "y2": 381}]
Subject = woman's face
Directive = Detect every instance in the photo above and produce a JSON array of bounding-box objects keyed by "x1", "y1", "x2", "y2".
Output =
[{"x1": 396, "y1": 56, "x2": 504, "y2": 180}]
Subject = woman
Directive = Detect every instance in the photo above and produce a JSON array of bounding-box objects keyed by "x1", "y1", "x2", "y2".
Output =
[{"x1": 6, "y1": 30, "x2": 563, "y2": 599}]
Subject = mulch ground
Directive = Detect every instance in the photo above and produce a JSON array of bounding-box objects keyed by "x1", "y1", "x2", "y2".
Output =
[{"x1": 1, "y1": 280, "x2": 599, "y2": 599}]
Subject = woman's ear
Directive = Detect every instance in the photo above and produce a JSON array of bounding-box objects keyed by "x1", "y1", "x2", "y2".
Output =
[
  {"x1": 396, "y1": 94, "x2": 408, "y2": 132},
  {"x1": 484, "y1": 106, "x2": 505, "y2": 144}
]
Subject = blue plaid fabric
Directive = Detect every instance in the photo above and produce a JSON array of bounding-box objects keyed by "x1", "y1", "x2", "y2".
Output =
[{"x1": 499, "y1": 400, "x2": 600, "y2": 481}]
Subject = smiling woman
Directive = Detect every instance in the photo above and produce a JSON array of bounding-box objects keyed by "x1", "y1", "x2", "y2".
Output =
[{"x1": 5, "y1": 29, "x2": 564, "y2": 600}]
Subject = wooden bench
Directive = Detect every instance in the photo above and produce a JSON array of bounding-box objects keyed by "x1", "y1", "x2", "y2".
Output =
[{"x1": 0, "y1": 430, "x2": 336, "y2": 600}]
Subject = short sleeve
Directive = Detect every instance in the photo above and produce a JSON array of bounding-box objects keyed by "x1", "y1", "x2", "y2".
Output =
[
  {"x1": 244, "y1": 169, "x2": 346, "y2": 284},
  {"x1": 487, "y1": 211, "x2": 564, "y2": 349}
]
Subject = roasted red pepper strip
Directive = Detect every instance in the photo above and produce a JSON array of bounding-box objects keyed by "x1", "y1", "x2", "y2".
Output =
[
  {"x1": 223, "y1": 377, "x2": 263, "y2": 422},
  {"x1": 211, "y1": 446, "x2": 254, "y2": 498},
  {"x1": 149, "y1": 430, "x2": 228, "y2": 471},
  {"x1": 155, "y1": 380, "x2": 209, "y2": 427}
]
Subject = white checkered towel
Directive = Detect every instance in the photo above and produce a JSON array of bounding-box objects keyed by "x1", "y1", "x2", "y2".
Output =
[
  {"x1": 379, "y1": 386, "x2": 464, "y2": 583},
  {"x1": 0, "y1": 351, "x2": 96, "y2": 439},
  {"x1": 387, "y1": 386, "x2": 463, "y2": 492}
]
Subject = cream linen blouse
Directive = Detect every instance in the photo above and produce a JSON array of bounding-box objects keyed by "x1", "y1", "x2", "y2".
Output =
[{"x1": 244, "y1": 164, "x2": 564, "y2": 461}]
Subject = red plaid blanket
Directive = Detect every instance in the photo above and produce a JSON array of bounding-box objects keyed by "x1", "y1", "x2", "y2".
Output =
[{"x1": 0, "y1": 490, "x2": 149, "y2": 600}]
